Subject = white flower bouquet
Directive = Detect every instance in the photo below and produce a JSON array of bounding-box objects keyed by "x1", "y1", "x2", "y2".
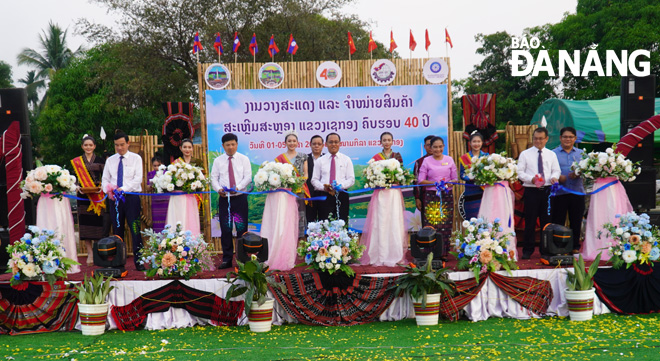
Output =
[
  {"x1": 7, "y1": 226, "x2": 80, "y2": 286},
  {"x1": 296, "y1": 219, "x2": 365, "y2": 276},
  {"x1": 253, "y1": 161, "x2": 305, "y2": 192},
  {"x1": 151, "y1": 162, "x2": 209, "y2": 193},
  {"x1": 464, "y1": 153, "x2": 518, "y2": 186},
  {"x1": 572, "y1": 147, "x2": 641, "y2": 181},
  {"x1": 451, "y1": 218, "x2": 518, "y2": 282},
  {"x1": 600, "y1": 212, "x2": 660, "y2": 269},
  {"x1": 21, "y1": 165, "x2": 77, "y2": 200},
  {"x1": 362, "y1": 159, "x2": 415, "y2": 188},
  {"x1": 139, "y1": 223, "x2": 215, "y2": 279}
]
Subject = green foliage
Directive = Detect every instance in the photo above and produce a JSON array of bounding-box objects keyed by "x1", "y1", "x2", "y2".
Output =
[
  {"x1": 37, "y1": 43, "x2": 191, "y2": 165},
  {"x1": 395, "y1": 253, "x2": 455, "y2": 308},
  {"x1": 226, "y1": 255, "x2": 287, "y2": 315},
  {"x1": 0, "y1": 60, "x2": 12, "y2": 88},
  {"x1": 566, "y1": 252, "x2": 601, "y2": 291},
  {"x1": 17, "y1": 21, "x2": 81, "y2": 81},
  {"x1": 72, "y1": 273, "x2": 115, "y2": 304}
]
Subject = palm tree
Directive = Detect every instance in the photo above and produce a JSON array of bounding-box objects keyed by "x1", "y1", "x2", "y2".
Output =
[
  {"x1": 18, "y1": 70, "x2": 46, "y2": 111},
  {"x1": 17, "y1": 21, "x2": 82, "y2": 81}
]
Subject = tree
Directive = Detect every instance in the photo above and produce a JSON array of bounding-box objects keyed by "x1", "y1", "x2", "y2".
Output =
[
  {"x1": 37, "y1": 43, "x2": 192, "y2": 165},
  {"x1": 547, "y1": 0, "x2": 660, "y2": 99},
  {"x1": 0, "y1": 61, "x2": 12, "y2": 88},
  {"x1": 79, "y1": 0, "x2": 389, "y2": 81},
  {"x1": 18, "y1": 70, "x2": 46, "y2": 111},
  {"x1": 457, "y1": 31, "x2": 556, "y2": 127},
  {"x1": 17, "y1": 21, "x2": 81, "y2": 81}
]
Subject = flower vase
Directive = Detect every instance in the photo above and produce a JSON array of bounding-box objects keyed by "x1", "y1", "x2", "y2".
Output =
[
  {"x1": 36, "y1": 193, "x2": 80, "y2": 274},
  {"x1": 583, "y1": 177, "x2": 633, "y2": 261},
  {"x1": 78, "y1": 303, "x2": 109, "y2": 335},
  {"x1": 412, "y1": 293, "x2": 441, "y2": 326},
  {"x1": 565, "y1": 288, "x2": 595, "y2": 321},
  {"x1": 247, "y1": 298, "x2": 275, "y2": 332}
]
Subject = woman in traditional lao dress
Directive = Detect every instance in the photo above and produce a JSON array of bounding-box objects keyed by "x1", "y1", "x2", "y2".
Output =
[
  {"x1": 147, "y1": 155, "x2": 168, "y2": 233},
  {"x1": 418, "y1": 136, "x2": 457, "y2": 257},
  {"x1": 459, "y1": 131, "x2": 488, "y2": 221},
  {"x1": 70, "y1": 135, "x2": 107, "y2": 268},
  {"x1": 165, "y1": 139, "x2": 203, "y2": 235},
  {"x1": 361, "y1": 132, "x2": 407, "y2": 266}
]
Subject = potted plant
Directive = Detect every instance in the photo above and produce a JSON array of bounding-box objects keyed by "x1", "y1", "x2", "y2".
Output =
[
  {"x1": 226, "y1": 255, "x2": 287, "y2": 332},
  {"x1": 71, "y1": 273, "x2": 115, "y2": 335},
  {"x1": 395, "y1": 253, "x2": 455, "y2": 326},
  {"x1": 565, "y1": 252, "x2": 601, "y2": 321}
]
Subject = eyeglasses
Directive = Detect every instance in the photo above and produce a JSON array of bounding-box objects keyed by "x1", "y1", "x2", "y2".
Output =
[
  {"x1": 327, "y1": 141, "x2": 340, "y2": 145},
  {"x1": 561, "y1": 135, "x2": 576, "y2": 139}
]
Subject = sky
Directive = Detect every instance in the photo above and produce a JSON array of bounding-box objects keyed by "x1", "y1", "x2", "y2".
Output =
[{"x1": 1, "y1": 0, "x2": 577, "y2": 85}]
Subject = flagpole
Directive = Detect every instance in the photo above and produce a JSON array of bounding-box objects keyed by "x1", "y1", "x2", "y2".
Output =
[
  {"x1": 196, "y1": 51, "x2": 199, "y2": 64},
  {"x1": 234, "y1": 53, "x2": 237, "y2": 65},
  {"x1": 218, "y1": 53, "x2": 221, "y2": 64}
]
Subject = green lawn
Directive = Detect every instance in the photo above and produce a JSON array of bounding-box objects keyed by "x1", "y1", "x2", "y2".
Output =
[{"x1": 3, "y1": 313, "x2": 660, "y2": 360}]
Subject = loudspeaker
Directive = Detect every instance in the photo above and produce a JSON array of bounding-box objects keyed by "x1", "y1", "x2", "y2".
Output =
[
  {"x1": 620, "y1": 76, "x2": 657, "y2": 210},
  {"x1": 0, "y1": 88, "x2": 35, "y2": 226}
]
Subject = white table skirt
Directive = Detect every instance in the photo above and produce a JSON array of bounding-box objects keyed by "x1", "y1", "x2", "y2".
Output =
[{"x1": 93, "y1": 269, "x2": 611, "y2": 330}]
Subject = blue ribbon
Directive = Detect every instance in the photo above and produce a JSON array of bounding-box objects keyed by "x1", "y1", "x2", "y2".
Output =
[
  {"x1": 113, "y1": 190, "x2": 125, "y2": 228},
  {"x1": 547, "y1": 179, "x2": 618, "y2": 215},
  {"x1": 56, "y1": 193, "x2": 108, "y2": 202},
  {"x1": 220, "y1": 187, "x2": 327, "y2": 201},
  {"x1": 332, "y1": 180, "x2": 342, "y2": 219}
]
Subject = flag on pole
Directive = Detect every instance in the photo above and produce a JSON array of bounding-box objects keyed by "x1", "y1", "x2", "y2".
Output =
[
  {"x1": 425, "y1": 29, "x2": 431, "y2": 51},
  {"x1": 347, "y1": 31, "x2": 356, "y2": 54},
  {"x1": 368, "y1": 31, "x2": 377, "y2": 52},
  {"x1": 287, "y1": 34, "x2": 298, "y2": 55},
  {"x1": 389, "y1": 30, "x2": 397, "y2": 53},
  {"x1": 268, "y1": 35, "x2": 279, "y2": 57},
  {"x1": 249, "y1": 33, "x2": 258, "y2": 55},
  {"x1": 409, "y1": 30, "x2": 417, "y2": 51},
  {"x1": 213, "y1": 33, "x2": 224, "y2": 55},
  {"x1": 193, "y1": 32, "x2": 203, "y2": 54},
  {"x1": 232, "y1": 32, "x2": 240, "y2": 53},
  {"x1": 445, "y1": 28, "x2": 453, "y2": 48}
]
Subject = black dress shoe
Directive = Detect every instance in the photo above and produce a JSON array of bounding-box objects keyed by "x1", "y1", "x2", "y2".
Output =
[
  {"x1": 521, "y1": 252, "x2": 532, "y2": 260},
  {"x1": 135, "y1": 264, "x2": 146, "y2": 271},
  {"x1": 217, "y1": 261, "x2": 232, "y2": 270}
]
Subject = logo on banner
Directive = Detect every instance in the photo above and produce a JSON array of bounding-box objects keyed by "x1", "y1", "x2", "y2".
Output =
[
  {"x1": 370, "y1": 59, "x2": 396, "y2": 85},
  {"x1": 423, "y1": 58, "x2": 449, "y2": 84},
  {"x1": 258, "y1": 62, "x2": 285, "y2": 88},
  {"x1": 316, "y1": 61, "x2": 342, "y2": 87},
  {"x1": 204, "y1": 63, "x2": 231, "y2": 90}
]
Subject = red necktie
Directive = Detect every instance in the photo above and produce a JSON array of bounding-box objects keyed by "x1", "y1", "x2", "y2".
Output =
[
  {"x1": 329, "y1": 154, "x2": 336, "y2": 183},
  {"x1": 228, "y1": 156, "x2": 236, "y2": 189}
]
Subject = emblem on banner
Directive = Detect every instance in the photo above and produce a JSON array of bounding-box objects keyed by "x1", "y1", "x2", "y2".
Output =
[
  {"x1": 316, "y1": 61, "x2": 343, "y2": 87},
  {"x1": 205, "y1": 63, "x2": 231, "y2": 90},
  {"x1": 370, "y1": 59, "x2": 397, "y2": 85},
  {"x1": 423, "y1": 58, "x2": 449, "y2": 84},
  {"x1": 258, "y1": 62, "x2": 285, "y2": 88}
]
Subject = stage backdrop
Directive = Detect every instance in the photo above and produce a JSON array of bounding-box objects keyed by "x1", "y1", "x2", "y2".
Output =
[{"x1": 205, "y1": 84, "x2": 448, "y2": 234}]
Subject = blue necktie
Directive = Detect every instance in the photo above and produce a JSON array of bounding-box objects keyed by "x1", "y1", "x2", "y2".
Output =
[
  {"x1": 537, "y1": 149, "x2": 544, "y2": 176},
  {"x1": 117, "y1": 155, "x2": 124, "y2": 188}
]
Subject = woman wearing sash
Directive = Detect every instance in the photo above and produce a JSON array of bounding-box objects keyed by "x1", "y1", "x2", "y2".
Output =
[
  {"x1": 166, "y1": 139, "x2": 203, "y2": 235},
  {"x1": 361, "y1": 132, "x2": 407, "y2": 266},
  {"x1": 459, "y1": 131, "x2": 488, "y2": 221},
  {"x1": 70, "y1": 135, "x2": 107, "y2": 267},
  {"x1": 263, "y1": 131, "x2": 307, "y2": 270}
]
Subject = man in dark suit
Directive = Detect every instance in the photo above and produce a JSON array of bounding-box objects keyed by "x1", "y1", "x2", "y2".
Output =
[{"x1": 306, "y1": 135, "x2": 324, "y2": 225}]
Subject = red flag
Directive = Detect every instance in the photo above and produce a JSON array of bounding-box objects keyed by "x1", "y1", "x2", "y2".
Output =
[
  {"x1": 445, "y1": 28, "x2": 453, "y2": 49},
  {"x1": 249, "y1": 33, "x2": 258, "y2": 56},
  {"x1": 425, "y1": 29, "x2": 431, "y2": 51},
  {"x1": 193, "y1": 32, "x2": 203, "y2": 54},
  {"x1": 347, "y1": 31, "x2": 356, "y2": 55},
  {"x1": 213, "y1": 33, "x2": 224, "y2": 55},
  {"x1": 409, "y1": 30, "x2": 417, "y2": 51},
  {"x1": 389, "y1": 30, "x2": 397, "y2": 53},
  {"x1": 368, "y1": 31, "x2": 377, "y2": 53},
  {"x1": 268, "y1": 35, "x2": 279, "y2": 57}
]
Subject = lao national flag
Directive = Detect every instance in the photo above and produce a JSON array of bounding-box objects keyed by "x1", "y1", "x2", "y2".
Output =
[
  {"x1": 287, "y1": 34, "x2": 298, "y2": 55},
  {"x1": 232, "y1": 32, "x2": 240, "y2": 53},
  {"x1": 268, "y1": 35, "x2": 279, "y2": 57},
  {"x1": 213, "y1": 33, "x2": 224, "y2": 55},
  {"x1": 193, "y1": 32, "x2": 203, "y2": 54},
  {"x1": 249, "y1": 33, "x2": 258, "y2": 55}
]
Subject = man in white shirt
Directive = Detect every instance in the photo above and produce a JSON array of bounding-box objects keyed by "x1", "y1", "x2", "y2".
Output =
[
  {"x1": 311, "y1": 133, "x2": 355, "y2": 224},
  {"x1": 101, "y1": 132, "x2": 144, "y2": 271},
  {"x1": 517, "y1": 127, "x2": 561, "y2": 259},
  {"x1": 210, "y1": 133, "x2": 252, "y2": 269}
]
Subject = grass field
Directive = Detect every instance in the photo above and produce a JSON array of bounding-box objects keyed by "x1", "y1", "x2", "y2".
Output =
[{"x1": 3, "y1": 313, "x2": 660, "y2": 360}]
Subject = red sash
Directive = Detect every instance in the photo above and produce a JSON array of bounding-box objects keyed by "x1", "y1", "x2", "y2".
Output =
[
  {"x1": 70, "y1": 156, "x2": 106, "y2": 216},
  {"x1": 372, "y1": 152, "x2": 387, "y2": 161},
  {"x1": 275, "y1": 154, "x2": 311, "y2": 199},
  {"x1": 459, "y1": 153, "x2": 473, "y2": 170}
]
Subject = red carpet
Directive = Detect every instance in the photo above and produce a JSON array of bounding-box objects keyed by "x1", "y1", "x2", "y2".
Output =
[{"x1": 0, "y1": 248, "x2": 607, "y2": 282}]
